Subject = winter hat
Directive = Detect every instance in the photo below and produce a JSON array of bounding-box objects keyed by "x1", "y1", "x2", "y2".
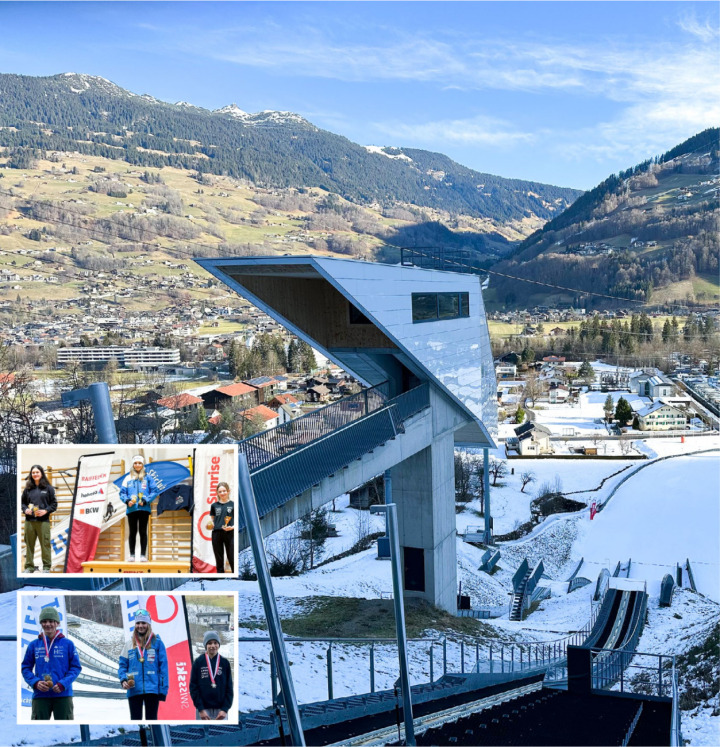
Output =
[
  {"x1": 39, "y1": 607, "x2": 60, "y2": 623},
  {"x1": 203, "y1": 630, "x2": 221, "y2": 648},
  {"x1": 134, "y1": 609, "x2": 151, "y2": 624},
  {"x1": 131, "y1": 455, "x2": 145, "y2": 465}
]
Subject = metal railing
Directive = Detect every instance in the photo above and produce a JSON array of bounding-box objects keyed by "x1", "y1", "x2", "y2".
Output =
[
  {"x1": 240, "y1": 381, "x2": 391, "y2": 471},
  {"x1": 399, "y1": 246, "x2": 486, "y2": 274}
]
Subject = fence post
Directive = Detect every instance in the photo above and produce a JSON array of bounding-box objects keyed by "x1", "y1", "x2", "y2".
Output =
[
  {"x1": 512, "y1": 646, "x2": 515, "y2": 670},
  {"x1": 658, "y1": 655, "x2": 663, "y2": 697},
  {"x1": 327, "y1": 644, "x2": 333, "y2": 701},
  {"x1": 475, "y1": 642, "x2": 479, "y2": 673},
  {"x1": 501, "y1": 645, "x2": 504, "y2": 673},
  {"x1": 490, "y1": 644, "x2": 493, "y2": 674},
  {"x1": 428, "y1": 644, "x2": 433, "y2": 684},
  {"x1": 443, "y1": 637, "x2": 447, "y2": 676},
  {"x1": 460, "y1": 641, "x2": 465, "y2": 674},
  {"x1": 370, "y1": 643, "x2": 375, "y2": 693}
]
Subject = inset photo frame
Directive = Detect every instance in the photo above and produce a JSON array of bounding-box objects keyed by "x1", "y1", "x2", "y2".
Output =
[
  {"x1": 17, "y1": 591, "x2": 238, "y2": 725},
  {"x1": 17, "y1": 444, "x2": 239, "y2": 578}
]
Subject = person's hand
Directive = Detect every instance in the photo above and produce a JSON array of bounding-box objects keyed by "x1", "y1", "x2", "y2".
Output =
[
  {"x1": 216, "y1": 710, "x2": 227, "y2": 720},
  {"x1": 139, "y1": 500, "x2": 146, "y2": 507},
  {"x1": 223, "y1": 525, "x2": 233, "y2": 532},
  {"x1": 24, "y1": 508, "x2": 33, "y2": 516},
  {"x1": 51, "y1": 683, "x2": 63, "y2": 693},
  {"x1": 35, "y1": 509, "x2": 47, "y2": 518},
  {"x1": 121, "y1": 680, "x2": 130, "y2": 690},
  {"x1": 35, "y1": 680, "x2": 50, "y2": 692},
  {"x1": 199, "y1": 710, "x2": 211, "y2": 720}
]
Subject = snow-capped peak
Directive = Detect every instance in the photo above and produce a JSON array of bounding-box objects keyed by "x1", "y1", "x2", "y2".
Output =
[{"x1": 215, "y1": 103, "x2": 249, "y2": 119}]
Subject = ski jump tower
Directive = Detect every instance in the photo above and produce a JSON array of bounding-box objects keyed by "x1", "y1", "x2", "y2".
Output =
[{"x1": 197, "y1": 256, "x2": 497, "y2": 611}]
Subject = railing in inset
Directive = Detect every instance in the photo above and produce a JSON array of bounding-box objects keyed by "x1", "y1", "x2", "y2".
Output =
[{"x1": 240, "y1": 381, "x2": 390, "y2": 471}]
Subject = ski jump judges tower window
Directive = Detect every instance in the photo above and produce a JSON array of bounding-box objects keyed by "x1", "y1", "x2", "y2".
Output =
[
  {"x1": 412, "y1": 292, "x2": 470, "y2": 322},
  {"x1": 195, "y1": 256, "x2": 497, "y2": 612}
]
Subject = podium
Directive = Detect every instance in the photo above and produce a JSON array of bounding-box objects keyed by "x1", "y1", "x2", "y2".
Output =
[{"x1": 81, "y1": 560, "x2": 190, "y2": 574}]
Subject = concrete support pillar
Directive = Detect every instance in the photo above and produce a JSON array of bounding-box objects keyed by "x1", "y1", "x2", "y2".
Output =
[{"x1": 392, "y1": 431, "x2": 457, "y2": 612}]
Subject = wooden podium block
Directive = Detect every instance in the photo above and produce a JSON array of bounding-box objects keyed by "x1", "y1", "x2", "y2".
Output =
[{"x1": 81, "y1": 560, "x2": 190, "y2": 574}]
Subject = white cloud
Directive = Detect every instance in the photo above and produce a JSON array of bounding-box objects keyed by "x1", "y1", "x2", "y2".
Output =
[
  {"x1": 374, "y1": 115, "x2": 535, "y2": 149},
  {"x1": 677, "y1": 12, "x2": 720, "y2": 42}
]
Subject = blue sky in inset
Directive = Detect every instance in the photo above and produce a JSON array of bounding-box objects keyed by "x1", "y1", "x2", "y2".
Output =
[{"x1": 0, "y1": 1, "x2": 717, "y2": 189}]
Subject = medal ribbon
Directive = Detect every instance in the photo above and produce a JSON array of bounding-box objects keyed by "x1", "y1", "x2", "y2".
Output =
[
  {"x1": 137, "y1": 632, "x2": 153, "y2": 661},
  {"x1": 42, "y1": 632, "x2": 57, "y2": 660},
  {"x1": 205, "y1": 653, "x2": 220, "y2": 686}
]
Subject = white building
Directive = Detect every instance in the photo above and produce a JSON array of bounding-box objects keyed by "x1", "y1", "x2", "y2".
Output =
[
  {"x1": 636, "y1": 400, "x2": 687, "y2": 431},
  {"x1": 56, "y1": 346, "x2": 181, "y2": 368}
]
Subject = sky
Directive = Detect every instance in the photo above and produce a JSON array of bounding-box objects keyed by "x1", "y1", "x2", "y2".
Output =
[{"x1": 0, "y1": 1, "x2": 717, "y2": 189}]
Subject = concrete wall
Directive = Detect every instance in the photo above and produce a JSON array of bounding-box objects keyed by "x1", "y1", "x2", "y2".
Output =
[{"x1": 243, "y1": 387, "x2": 469, "y2": 612}]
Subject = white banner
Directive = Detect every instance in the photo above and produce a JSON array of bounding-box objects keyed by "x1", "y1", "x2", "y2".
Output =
[
  {"x1": 19, "y1": 595, "x2": 68, "y2": 708},
  {"x1": 191, "y1": 447, "x2": 235, "y2": 573},
  {"x1": 65, "y1": 453, "x2": 115, "y2": 572}
]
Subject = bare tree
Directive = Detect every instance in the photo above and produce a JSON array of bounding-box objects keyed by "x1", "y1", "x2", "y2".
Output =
[
  {"x1": 618, "y1": 435, "x2": 633, "y2": 456},
  {"x1": 520, "y1": 470, "x2": 536, "y2": 493},
  {"x1": 489, "y1": 459, "x2": 508, "y2": 487},
  {"x1": 524, "y1": 371, "x2": 541, "y2": 407}
]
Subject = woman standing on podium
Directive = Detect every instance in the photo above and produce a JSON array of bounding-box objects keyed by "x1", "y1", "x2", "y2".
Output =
[
  {"x1": 120, "y1": 455, "x2": 159, "y2": 563},
  {"x1": 209, "y1": 481, "x2": 234, "y2": 573}
]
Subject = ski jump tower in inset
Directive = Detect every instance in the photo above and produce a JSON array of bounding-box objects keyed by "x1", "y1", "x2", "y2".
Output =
[{"x1": 197, "y1": 256, "x2": 497, "y2": 611}]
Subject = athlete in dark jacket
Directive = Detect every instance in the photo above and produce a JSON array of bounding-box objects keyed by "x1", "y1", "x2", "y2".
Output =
[
  {"x1": 21, "y1": 464, "x2": 57, "y2": 573},
  {"x1": 189, "y1": 631, "x2": 233, "y2": 720}
]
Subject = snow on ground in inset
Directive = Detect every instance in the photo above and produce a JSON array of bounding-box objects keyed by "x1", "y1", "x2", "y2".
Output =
[{"x1": 573, "y1": 452, "x2": 720, "y2": 602}]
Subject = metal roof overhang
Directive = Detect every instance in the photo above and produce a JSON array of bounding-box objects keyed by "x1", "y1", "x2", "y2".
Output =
[{"x1": 196, "y1": 256, "x2": 495, "y2": 448}]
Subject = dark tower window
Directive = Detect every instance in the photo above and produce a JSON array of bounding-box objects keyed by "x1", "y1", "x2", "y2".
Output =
[{"x1": 403, "y1": 546, "x2": 425, "y2": 592}]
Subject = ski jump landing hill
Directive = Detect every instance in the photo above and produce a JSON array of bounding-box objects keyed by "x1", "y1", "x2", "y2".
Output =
[{"x1": 197, "y1": 255, "x2": 499, "y2": 612}]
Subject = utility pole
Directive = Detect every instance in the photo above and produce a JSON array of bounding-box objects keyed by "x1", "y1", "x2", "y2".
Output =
[
  {"x1": 238, "y1": 454, "x2": 305, "y2": 746},
  {"x1": 370, "y1": 503, "x2": 416, "y2": 746}
]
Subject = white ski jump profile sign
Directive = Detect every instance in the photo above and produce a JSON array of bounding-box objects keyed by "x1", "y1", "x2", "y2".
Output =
[
  {"x1": 64, "y1": 453, "x2": 114, "y2": 572},
  {"x1": 191, "y1": 447, "x2": 235, "y2": 573},
  {"x1": 19, "y1": 594, "x2": 68, "y2": 708}
]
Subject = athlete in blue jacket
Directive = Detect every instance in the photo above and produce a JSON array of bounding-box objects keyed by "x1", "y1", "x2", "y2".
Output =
[
  {"x1": 118, "y1": 609, "x2": 169, "y2": 720},
  {"x1": 119, "y1": 455, "x2": 159, "y2": 562},
  {"x1": 21, "y1": 606, "x2": 82, "y2": 720}
]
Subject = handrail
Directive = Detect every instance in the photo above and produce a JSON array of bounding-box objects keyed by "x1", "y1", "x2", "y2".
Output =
[
  {"x1": 622, "y1": 703, "x2": 643, "y2": 747},
  {"x1": 671, "y1": 662, "x2": 682, "y2": 746},
  {"x1": 240, "y1": 381, "x2": 390, "y2": 471}
]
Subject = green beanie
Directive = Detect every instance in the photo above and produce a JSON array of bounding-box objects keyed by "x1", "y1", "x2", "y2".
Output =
[{"x1": 39, "y1": 607, "x2": 60, "y2": 623}]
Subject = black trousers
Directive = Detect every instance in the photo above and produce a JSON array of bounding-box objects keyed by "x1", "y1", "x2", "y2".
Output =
[
  {"x1": 211, "y1": 529, "x2": 234, "y2": 573},
  {"x1": 127, "y1": 512, "x2": 150, "y2": 556},
  {"x1": 128, "y1": 693, "x2": 160, "y2": 720}
]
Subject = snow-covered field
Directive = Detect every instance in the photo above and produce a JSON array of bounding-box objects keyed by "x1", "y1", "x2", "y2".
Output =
[{"x1": 2, "y1": 426, "x2": 718, "y2": 745}]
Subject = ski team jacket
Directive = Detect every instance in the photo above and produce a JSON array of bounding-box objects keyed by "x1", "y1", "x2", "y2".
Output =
[
  {"x1": 21, "y1": 484, "x2": 57, "y2": 522},
  {"x1": 118, "y1": 635, "x2": 169, "y2": 698},
  {"x1": 21, "y1": 632, "x2": 82, "y2": 698},
  {"x1": 189, "y1": 653, "x2": 234, "y2": 712},
  {"x1": 119, "y1": 472, "x2": 159, "y2": 514}
]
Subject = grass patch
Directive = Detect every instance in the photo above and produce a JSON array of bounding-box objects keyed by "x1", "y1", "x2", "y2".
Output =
[{"x1": 279, "y1": 596, "x2": 498, "y2": 639}]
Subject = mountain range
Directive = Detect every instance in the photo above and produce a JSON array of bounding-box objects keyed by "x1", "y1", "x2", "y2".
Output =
[{"x1": 0, "y1": 72, "x2": 580, "y2": 238}]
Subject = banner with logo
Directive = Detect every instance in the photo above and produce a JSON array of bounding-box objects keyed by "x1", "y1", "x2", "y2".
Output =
[
  {"x1": 19, "y1": 594, "x2": 68, "y2": 708},
  {"x1": 121, "y1": 595, "x2": 194, "y2": 720},
  {"x1": 191, "y1": 447, "x2": 236, "y2": 573},
  {"x1": 64, "y1": 453, "x2": 114, "y2": 572}
]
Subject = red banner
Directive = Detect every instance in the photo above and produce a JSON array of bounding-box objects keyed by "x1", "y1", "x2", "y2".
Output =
[
  {"x1": 65, "y1": 453, "x2": 114, "y2": 572},
  {"x1": 146, "y1": 595, "x2": 194, "y2": 720}
]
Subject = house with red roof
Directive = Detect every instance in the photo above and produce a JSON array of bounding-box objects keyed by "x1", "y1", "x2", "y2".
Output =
[{"x1": 201, "y1": 382, "x2": 258, "y2": 411}]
